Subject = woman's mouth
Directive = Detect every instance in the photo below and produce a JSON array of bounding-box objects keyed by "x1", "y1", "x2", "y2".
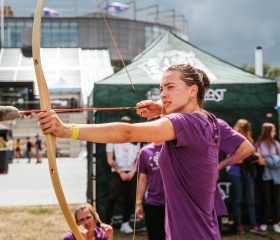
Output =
[{"x1": 163, "y1": 101, "x2": 171, "y2": 108}]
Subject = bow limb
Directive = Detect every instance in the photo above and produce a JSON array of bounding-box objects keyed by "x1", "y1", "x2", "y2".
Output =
[{"x1": 32, "y1": 1, "x2": 83, "y2": 239}]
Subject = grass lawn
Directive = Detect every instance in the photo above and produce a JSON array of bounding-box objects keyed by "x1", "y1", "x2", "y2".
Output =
[{"x1": 0, "y1": 205, "x2": 279, "y2": 240}]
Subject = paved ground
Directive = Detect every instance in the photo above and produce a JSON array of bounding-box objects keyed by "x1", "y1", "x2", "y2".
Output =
[{"x1": 0, "y1": 157, "x2": 87, "y2": 206}]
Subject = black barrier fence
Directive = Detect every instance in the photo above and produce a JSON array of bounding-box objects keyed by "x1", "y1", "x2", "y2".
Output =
[{"x1": 0, "y1": 149, "x2": 8, "y2": 173}]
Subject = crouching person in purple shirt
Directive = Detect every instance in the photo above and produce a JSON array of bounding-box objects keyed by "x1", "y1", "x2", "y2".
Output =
[{"x1": 62, "y1": 203, "x2": 113, "y2": 240}]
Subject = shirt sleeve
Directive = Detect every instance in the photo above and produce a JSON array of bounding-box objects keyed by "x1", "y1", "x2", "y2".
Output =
[
  {"x1": 106, "y1": 143, "x2": 113, "y2": 152},
  {"x1": 218, "y1": 118, "x2": 245, "y2": 155},
  {"x1": 166, "y1": 113, "x2": 197, "y2": 147},
  {"x1": 138, "y1": 148, "x2": 148, "y2": 174}
]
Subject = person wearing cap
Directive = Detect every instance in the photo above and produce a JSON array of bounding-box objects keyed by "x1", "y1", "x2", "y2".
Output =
[
  {"x1": 120, "y1": 116, "x2": 131, "y2": 122},
  {"x1": 104, "y1": 116, "x2": 140, "y2": 234}
]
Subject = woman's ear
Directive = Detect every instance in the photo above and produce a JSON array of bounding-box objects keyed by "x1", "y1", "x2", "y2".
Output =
[{"x1": 190, "y1": 85, "x2": 198, "y2": 98}]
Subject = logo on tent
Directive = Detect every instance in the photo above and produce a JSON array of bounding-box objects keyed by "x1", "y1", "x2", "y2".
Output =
[
  {"x1": 218, "y1": 182, "x2": 231, "y2": 200},
  {"x1": 205, "y1": 89, "x2": 227, "y2": 102},
  {"x1": 146, "y1": 88, "x2": 161, "y2": 102},
  {"x1": 138, "y1": 50, "x2": 217, "y2": 82}
]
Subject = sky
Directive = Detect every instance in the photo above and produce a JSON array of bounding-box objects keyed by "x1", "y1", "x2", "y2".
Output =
[
  {"x1": 137, "y1": 0, "x2": 280, "y2": 68},
  {"x1": 8, "y1": 0, "x2": 280, "y2": 68}
]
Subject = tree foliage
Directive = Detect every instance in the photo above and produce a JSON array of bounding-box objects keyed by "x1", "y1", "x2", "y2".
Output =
[{"x1": 240, "y1": 63, "x2": 280, "y2": 81}]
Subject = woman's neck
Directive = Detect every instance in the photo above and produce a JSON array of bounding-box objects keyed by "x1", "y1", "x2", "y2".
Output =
[
  {"x1": 182, "y1": 101, "x2": 201, "y2": 114},
  {"x1": 86, "y1": 228, "x2": 95, "y2": 240},
  {"x1": 87, "y1": 236, "x2": 95, "y2": 240}
]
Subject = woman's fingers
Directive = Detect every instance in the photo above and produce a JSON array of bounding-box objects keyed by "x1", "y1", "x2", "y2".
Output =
[{"x1": 38, "y1": 110, "x2": 62, "y2": 136}]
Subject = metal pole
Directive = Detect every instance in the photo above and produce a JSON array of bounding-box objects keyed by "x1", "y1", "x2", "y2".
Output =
[
  {"x1": 134, "y1": 1, "x2": 136, "y2": 20},
  {"x1": 136, "y1": 4, "x2": 158, "y2": 22},
  {"x1": 125, "y1": 1, "x2": 136, "y2": 20},
  {"x1": 255, "y1": 46, "x2": 263, "y2": 77},
  {"x1": 1, "y1": 0, "x2": 4, "y2": 48}
]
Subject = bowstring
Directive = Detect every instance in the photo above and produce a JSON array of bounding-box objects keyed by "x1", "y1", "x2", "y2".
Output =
[
  {"x1": 95, "y1": 0, "x2": 140, "y2": 103},
  {"x1": 95, "y1": 1, "x2": 142, "y2": 239}
]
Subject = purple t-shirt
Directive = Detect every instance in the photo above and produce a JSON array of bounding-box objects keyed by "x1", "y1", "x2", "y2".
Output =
[
  {"x1": 159, "y1": 112, "x2": 220, "y2": 240},
  {"x1": 214, "y1": 118, "x2": 246, "y2": 215},
  {"x1": 62, "y1": 226, "x2": 107, "y2": 240},
  {"x1": 138, "y1": 143, "x2": 165, "y2": 206},
  {"x1": 218, "y1": 118, "x2": 246, "y2": 178},
  {"x1": 218, "y1": 119, "x2": 245, "y2": 158}
]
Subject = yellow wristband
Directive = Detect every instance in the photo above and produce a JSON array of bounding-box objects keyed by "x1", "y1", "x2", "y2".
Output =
[
  {"x1": 70, "y1": 124, "x2": 79, "y2": 140},
  {"x1": 136, "y1": 199, "x2": 142, "y2": 205}
]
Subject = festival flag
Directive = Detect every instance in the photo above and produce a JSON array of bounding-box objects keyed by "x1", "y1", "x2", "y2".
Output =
[
  {"x1": 31, "y1": 7, "x2": 61, "y2": 17},
  {"x1": 103, "y1": 2, "x2": 129, "y2": 13}
]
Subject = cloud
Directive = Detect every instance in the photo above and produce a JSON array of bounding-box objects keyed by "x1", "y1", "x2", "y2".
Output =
[
  {"x1": 12, "y1": 0, "x2": 280, "y2": 66},
  {"x1": 139, "y1": 0, "x2": 280, "y2": 66}
]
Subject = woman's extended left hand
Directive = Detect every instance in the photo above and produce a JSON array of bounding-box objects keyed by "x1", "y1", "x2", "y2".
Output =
[{"x1": 38, "y1": 110, "x2": 70, "y2": 138}]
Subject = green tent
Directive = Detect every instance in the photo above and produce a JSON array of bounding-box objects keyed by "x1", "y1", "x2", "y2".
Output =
[{"x1": 90, "y1": 31, "x2": 278, "y2": 221}]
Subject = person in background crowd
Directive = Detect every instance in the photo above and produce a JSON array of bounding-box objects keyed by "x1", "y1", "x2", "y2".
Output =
[
  {"x1": 105, "y1": 116, "x2": 140, "y2": 234},
  {"x1": 0, "y1": 136, "x2": 6, "y2": 148},
  {"x1": 227, "y1": 119, "x2": 265, "y2": 235},
  {"x1": 6, "y1": 135, "x2": 14, "y2": 163},
  {"x1": 35, "y1": 134, "x2": 42, "y2": 163},
  {"x1": 14, "y1": 138, "x2": 21, "y2": 163},
  {"x1": 135, "y1": 116, "x2": 165, "y2": 240},
  {"x1": 255, "y1": 122, "x2": 280, "y2": 233},
  {"x1": 62, "y1": 203, "x2": 113, "y2": 240},
  {"x1": 26, "y1": 136, "x2": 33, "y2": 163},
  {"x1": 38, "y1": 64, "x2": 223, "y2": 239}
]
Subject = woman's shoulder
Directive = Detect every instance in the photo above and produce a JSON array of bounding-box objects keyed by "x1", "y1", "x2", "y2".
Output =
[
  {"x1": 95, "y1": 226, "x2": 108, "y2": 239},
  {"x1": 166, "y1": 112, "x2": 195, "y2": 121},
  {"x1": 166, "y1": 112, "x2": 211, "y2": 128},
  {"x1": 140, "y1": 142, "x2": 153, "y2": 151},
  {"x1": 275, "y1": 140, "x2": 280, "y2": 147},
  {"x1": 62, "y1": 231, "x2": 75, "y2": 240}
]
